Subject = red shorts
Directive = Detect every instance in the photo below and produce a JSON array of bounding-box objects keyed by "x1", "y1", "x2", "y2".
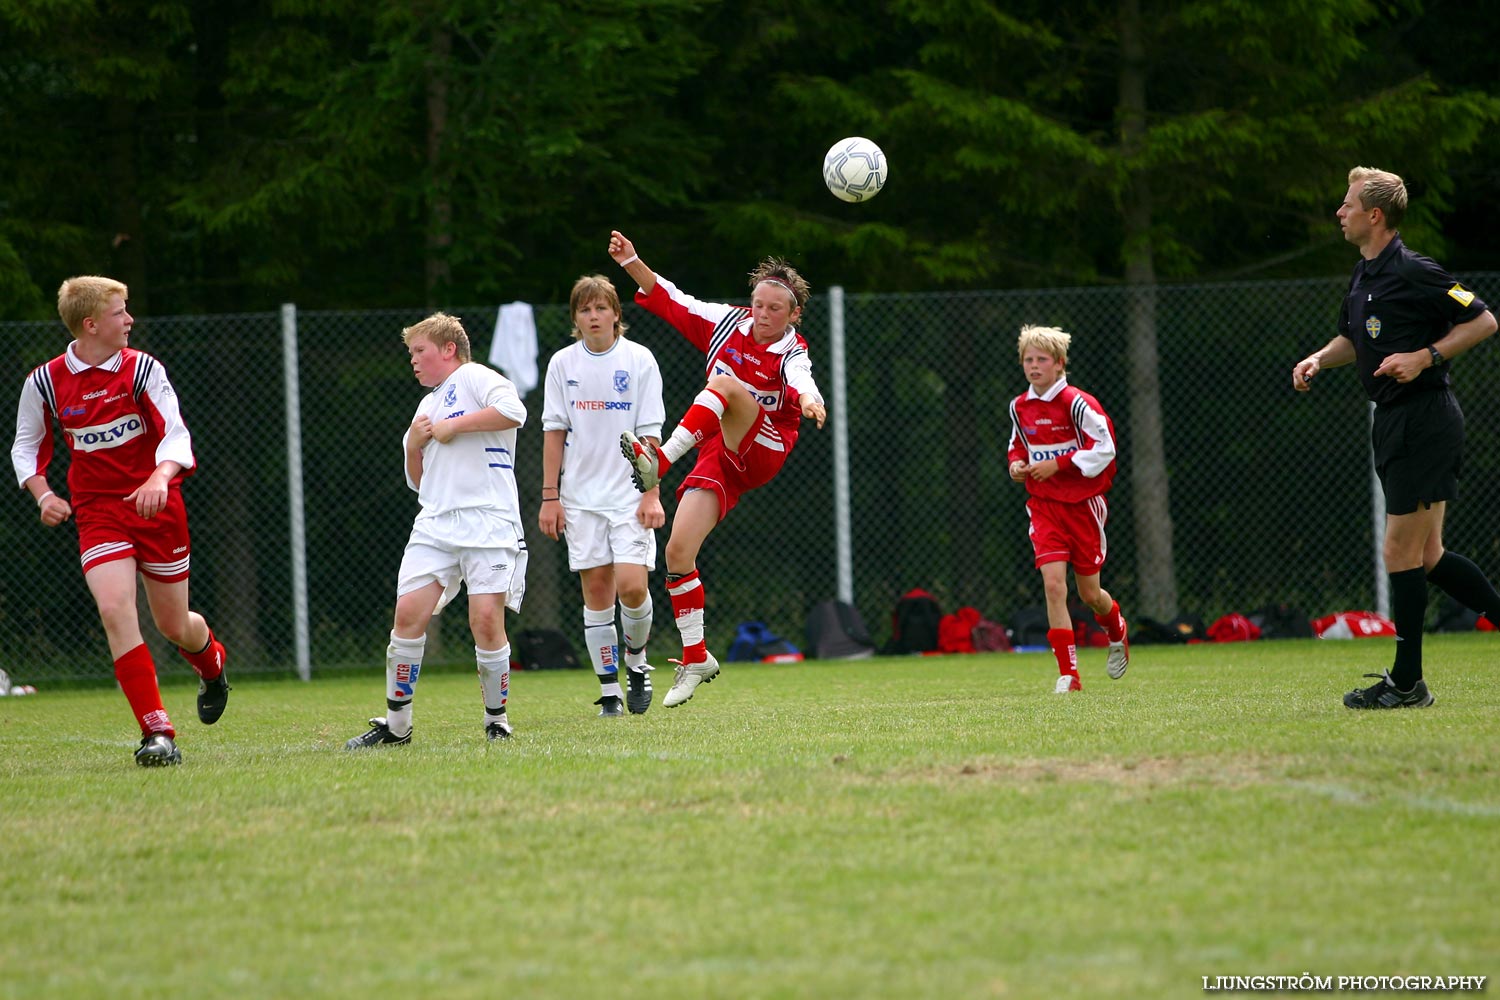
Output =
[
  {"x1": 75, "y1": 490, "x2": 193, "y2": 582},
  {"x1": 676, "y1": 411, "x2": 791, "y2": 519},
  {"x1": 1026, "y1": 494, "x2": 1108, "y2": 574}
]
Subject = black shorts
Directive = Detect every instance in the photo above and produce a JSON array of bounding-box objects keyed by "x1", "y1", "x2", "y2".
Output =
[{"x1": 1371, "y1": 390, "x2": 1464, "y2": 515}]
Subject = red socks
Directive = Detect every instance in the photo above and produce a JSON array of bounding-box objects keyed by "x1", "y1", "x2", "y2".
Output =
[
  {"x1": 115, "y1": 643, "x2": 174, "y2": 737},
  {"x1": 677, "y1": 390, "x2": 727, "y2": 447},
  {"x1": 667, "y1": 570, "x2": 708, "y2": 664},
  {"x1": 1047, "y1": 628, "x2": 1078, "y2": 678},
  {"x1": 1093, "y1": 601, "x2": 1127, "y2": 643},
  {"x1": 178, "y1": 629, "x2": 226, "y2": 681}
]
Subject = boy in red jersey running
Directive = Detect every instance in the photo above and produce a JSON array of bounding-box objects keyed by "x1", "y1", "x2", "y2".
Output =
[
  {"x1": 608, "y1": 230, "x2": 827, "y2": 708},
  {"x1": 10, "y1": 277, "x2": 229, "y2": 766},
  {"x1": 1006, "y1": 325, "x2": 1129, "y2": 693}
]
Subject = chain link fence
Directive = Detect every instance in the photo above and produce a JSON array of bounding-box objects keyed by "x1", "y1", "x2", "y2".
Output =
[{"x1": 7, "y1": 273, "x2": 1498, "y2": 682}]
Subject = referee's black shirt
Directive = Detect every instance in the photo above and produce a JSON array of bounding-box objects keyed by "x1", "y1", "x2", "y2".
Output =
[{"x1": 1338, "y1": 233, "x2": 1489, "y2": 407}]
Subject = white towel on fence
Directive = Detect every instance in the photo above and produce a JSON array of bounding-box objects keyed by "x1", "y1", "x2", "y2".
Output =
[{"x1": 489, "y1": 301, "x2": 539, "y2": 398}]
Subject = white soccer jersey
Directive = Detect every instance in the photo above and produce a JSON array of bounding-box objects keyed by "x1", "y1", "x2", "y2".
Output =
[
  {"x1": 404, "y1": 362, "x2": 528, "y2": 543},
  {"x1": 541, "y1": 336, "x2": 665, "y2": 511}
]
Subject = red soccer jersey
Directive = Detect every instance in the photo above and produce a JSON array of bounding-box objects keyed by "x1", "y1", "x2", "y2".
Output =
[
  {"x1": 11, "y1": 344, "x2": 195, "y2": 507},
  {"x1": 1007, "y1": 378, "x2": 1117, "y2": 503},
  {"x1": 637, "y1": 275, "x2": 823, "y2": 448}
]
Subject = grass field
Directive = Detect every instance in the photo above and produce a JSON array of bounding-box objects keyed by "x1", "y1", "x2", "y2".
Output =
[{"x1": 2, "y1": 636, "x2": 1497, "y2": 1000}]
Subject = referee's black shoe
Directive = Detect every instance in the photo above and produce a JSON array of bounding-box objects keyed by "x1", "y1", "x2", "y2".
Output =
[{"x1": 1343, "y1": 671, "x2": 1435, "y2": 709}]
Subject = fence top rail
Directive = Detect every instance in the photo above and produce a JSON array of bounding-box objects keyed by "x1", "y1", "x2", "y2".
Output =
[{"x1": 3, "y1": 271, "x2": 1494, "y2": 327}]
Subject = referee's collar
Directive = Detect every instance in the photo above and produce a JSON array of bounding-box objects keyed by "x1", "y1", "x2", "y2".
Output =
[{"x1": 1362, "y1": 232, "x2": 1404, "y2": 276}]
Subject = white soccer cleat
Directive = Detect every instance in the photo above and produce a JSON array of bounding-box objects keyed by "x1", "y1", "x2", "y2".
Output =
[
  {"x1": 619, "y1": 431, "x2": 662, "y2": 492},
  {"x1": 1106, "y1": 638, "x2": 1129, "y2": 679},
  {"x1": 1054, "y1": 673, "x2": 1081, "y2": 694},
  {"x1": 663, "y1": 653, "x2": 721, "y2": 708}
]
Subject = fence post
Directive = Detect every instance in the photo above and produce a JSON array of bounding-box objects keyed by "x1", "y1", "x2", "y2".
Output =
[
  {"x1": 282, "y1": 303, "x2": 311, "y2": 681},
  {"x1": 1368, "y1": 401, "x2": 1389, "y2": 618},
  {"x1": 830, "y1": 286, "x2": 852, "y2": 604}
]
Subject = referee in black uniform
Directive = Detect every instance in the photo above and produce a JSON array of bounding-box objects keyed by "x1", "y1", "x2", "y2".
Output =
[{"x1": 1293, "y1": 166, "x2": 1498, "y2": 709}]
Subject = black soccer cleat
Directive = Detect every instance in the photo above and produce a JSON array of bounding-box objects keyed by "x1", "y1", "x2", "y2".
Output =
[
  {"x1": 595, "y1": 695, "x2": 624, "y2": 718},
  {"x1": 345, "y1": 717, "x2": 412, "y2": 749},
  {"x1": 1343, "y1": 672, "x2": 1435, "y2": 709},
  {"x1": 197, "y1": 671, "x2": 231, "y2": 725},
  {"x1": 626, "y1": 666, "x2": 653, "y2": 715},
  {"x1": 135, "y1": 733, "x2": 182, "y2": 767},
  {"x1": 485, "y1": 716, "x2": 513, "y2": 741}
]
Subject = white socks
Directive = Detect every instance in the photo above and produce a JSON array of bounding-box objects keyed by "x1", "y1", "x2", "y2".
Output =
[
  {"x1": 620, "y1": 597, "x2": 653, "y2": 670},
  {"x1": 477, "y1": 644, "x2": 511, "y2": 723},
  {"x1": 384, "y1": 631, "x2": 426, "y2": 737}
]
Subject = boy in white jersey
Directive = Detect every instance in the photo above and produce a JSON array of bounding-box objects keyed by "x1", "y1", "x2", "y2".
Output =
[
  {"x1": 346, "y1": 313, "x2": 529, "y2": 748},
  {"x1": 539, "y1": 274, "x2": 666, "y2": 716},
  {"x1": 12, "y1": 276, "x2": 230, "y2": 767},
  {"x1": 1006, "y1": 325, "x2": 1130, "y2": 693}
]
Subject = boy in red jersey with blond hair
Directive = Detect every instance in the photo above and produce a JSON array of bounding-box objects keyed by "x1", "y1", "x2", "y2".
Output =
[
  {"x1": 11, "y1": 276, "x2": 229, "y2": 766},
  {"x1": 1006, "y1": 325, "x2": 1129, "y2": 693}
]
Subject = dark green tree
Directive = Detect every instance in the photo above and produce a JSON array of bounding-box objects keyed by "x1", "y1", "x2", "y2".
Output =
[
  {"x1": 714, "y1": 0, "x2": 1500, "y2": 617},
  {"x1": 171, "y1": 0, "x2": 714, "y2": 308},
  {"x1": 0, "y1": 0, "x2": 198, "y2": 317}
]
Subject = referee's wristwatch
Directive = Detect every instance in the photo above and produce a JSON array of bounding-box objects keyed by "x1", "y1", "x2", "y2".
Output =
[{"x1": 1428, "y1": 345, "x2": 1444, "y2": 367}]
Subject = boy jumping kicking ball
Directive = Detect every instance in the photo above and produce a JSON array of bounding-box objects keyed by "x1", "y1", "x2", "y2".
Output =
[
  {"x1": 1006, "y1": 325, "x2": 1129, "y2": 692},
  {"x1": 607, "y1": 230, "x2": 827, "y2": 709},
  {"x1": 346, "y1": 313, "x2": 528, "y2": 749},
  {"x1": 11, "y1": 276, "x2": 229, "y2": 766}
]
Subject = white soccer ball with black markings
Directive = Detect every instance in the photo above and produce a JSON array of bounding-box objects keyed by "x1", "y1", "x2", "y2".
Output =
[{"x1": 822, "y1": 137, "x2": 887, "y2": 203}]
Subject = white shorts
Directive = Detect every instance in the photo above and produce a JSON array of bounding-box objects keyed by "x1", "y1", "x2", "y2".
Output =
[
  {"x1": 563, "y1": 506, "x2": 657, "y2": 573},
  {"x1": 398, "y1": 512, "x2": 527, "y2": 613}
]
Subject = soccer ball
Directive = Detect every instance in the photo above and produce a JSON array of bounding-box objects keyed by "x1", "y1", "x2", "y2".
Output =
[{"x1": 822, "y1": 137, "x2": 887, "y2": 203}]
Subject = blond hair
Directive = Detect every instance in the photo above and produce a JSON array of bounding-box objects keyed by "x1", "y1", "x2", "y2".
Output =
[
  {"x1": 402, "y1": 312, "x2": 472, "y2": 363},
  {"x1": 57, "y1": 276, "x2": 128, "y2": 338},
  {"x1": 1348, "y1": 166, "x2": 1407, "y2": 227},
  {"x1": 1017, "y1": 325, "x2": 1071, "y2": 366},
  {"x1": 568, "y1": 274, "x2": 628, "y2": 341},
  {"x1": 748, "y1": 256, "x2": 810, "y2": 311}
]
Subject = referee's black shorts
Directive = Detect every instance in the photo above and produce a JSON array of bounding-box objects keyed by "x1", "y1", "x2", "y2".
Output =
[{"x1": 1371, "y1": 389, "x2": 1464, "y2": 515}]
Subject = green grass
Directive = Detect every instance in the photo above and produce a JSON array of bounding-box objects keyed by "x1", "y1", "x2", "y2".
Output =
[{"x1": 2, "y1": 637, "x2": 1498, "y2": 1000}]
